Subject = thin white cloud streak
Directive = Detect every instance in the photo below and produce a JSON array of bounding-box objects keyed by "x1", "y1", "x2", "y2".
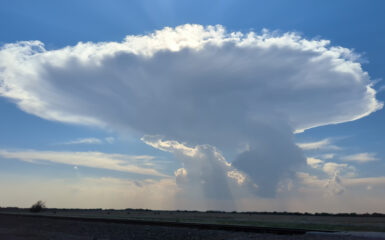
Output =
[
  {"x1": 297, "y1": 138, "x2": 340, "y2": 151},
  {"x1": 0, "y1": 149, "x2": 166, "y2": 177},
  {"x1": 62, "y1": 137, "x2": 103, "y2": 145},
  {"x1": 340, "y1": 152, "x2": 379, "y2": 163},
  {"x1": 142, "y1": 136, "x2": 199, "y2": 157},
  {"x1": 343, "y1": 177, "x2": 385, "y2": 186},
  {"x1": 57, "y1": 137, "x2": 116, "y2": 145}
]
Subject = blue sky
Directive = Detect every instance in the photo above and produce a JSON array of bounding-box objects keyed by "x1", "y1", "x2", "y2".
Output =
[{"x1": 1, "y1": 0, "x2": 385, "y2": 212}]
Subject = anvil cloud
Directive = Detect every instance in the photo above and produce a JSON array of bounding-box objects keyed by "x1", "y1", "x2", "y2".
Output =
[{"x1": 0, "y1": 24, "x2": 381, "y2": 197}]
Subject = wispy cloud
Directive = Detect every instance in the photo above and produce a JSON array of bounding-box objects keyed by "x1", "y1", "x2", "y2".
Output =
[
  {"x1": 57, "y1": 137, "x2": 116, "y2": 145},
  {"x1": 105, "y1": 137, "x2": 115, "y2": 144},
  {"x1": 340, "y1": 152, "x2": 379, "y2": 163},
  {"x1": 377, "y1": 85, "x2": 385, "y2": 93},
  {"x1": 297, "y1": 138, "x2": 340, "y2": 151},
  {"x1": 344, "y1": 176, "x2": 385, "y2": 186},
  {"x1": 0, "y1": 149, "x2": 166, "y2": 177},
  {"x1": 62, "y1": 137, "x2": 103, "y2": 145},
  {"x1": 322, "y1": 153, "x2": 335, "y2": 159}
]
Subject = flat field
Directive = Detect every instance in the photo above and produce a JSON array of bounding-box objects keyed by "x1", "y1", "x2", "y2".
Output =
[
  {"x1": 1, "y1": 209, "x2": 385, "y2": 239},
  {"x1": 3, "y1": 208, "x2": 385, "y2": 232}
]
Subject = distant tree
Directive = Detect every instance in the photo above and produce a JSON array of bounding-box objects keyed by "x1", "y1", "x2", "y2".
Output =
[{"x1": 30, "y1": 200, "x2": 46, "y2": 213}]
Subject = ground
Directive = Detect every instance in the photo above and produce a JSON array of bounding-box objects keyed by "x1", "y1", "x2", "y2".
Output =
[{"x1": 1, "y1": 213, "x2": 385, "y2": 240}]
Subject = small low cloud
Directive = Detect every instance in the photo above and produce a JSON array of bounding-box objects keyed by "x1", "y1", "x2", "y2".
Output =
[
  {"x1": 227, "y1": 170, "x2": 247, "y2": 185},
  {"x1": 306, "y1": 156, "x2": 356, "y2": 179},
  {"x1": 325, "y1": 172, "x2": 345, "y2": 196},
  {"x1": 296, "y1": 171, "x2": 344, "y2": 196},
  {"x1": 322, "y1": 162, "x2": 355, "y2": 177},
  {"x1": 306, "y1": 157, "x2": 324, "y2": 169},
  {"x1": 340, "y1": 152, "x2": 379, "y2": 163}
]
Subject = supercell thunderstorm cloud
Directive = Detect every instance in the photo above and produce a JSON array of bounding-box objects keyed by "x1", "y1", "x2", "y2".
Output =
[{"x1": 0, "y1": 24, "x2": 382, "y2": 200}]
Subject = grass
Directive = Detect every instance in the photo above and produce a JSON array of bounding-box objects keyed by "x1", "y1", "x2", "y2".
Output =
[{"x1": 1, "y1": 208, "x2": 385, "y2": 232}]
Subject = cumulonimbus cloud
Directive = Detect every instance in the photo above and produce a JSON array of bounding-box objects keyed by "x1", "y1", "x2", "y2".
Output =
[
  {"x1": 0, "y1": 24, "x2": 381, "y2": 135},
  {"x1": 0, "y1": 24, "x2": 382, "y2": 197}
]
